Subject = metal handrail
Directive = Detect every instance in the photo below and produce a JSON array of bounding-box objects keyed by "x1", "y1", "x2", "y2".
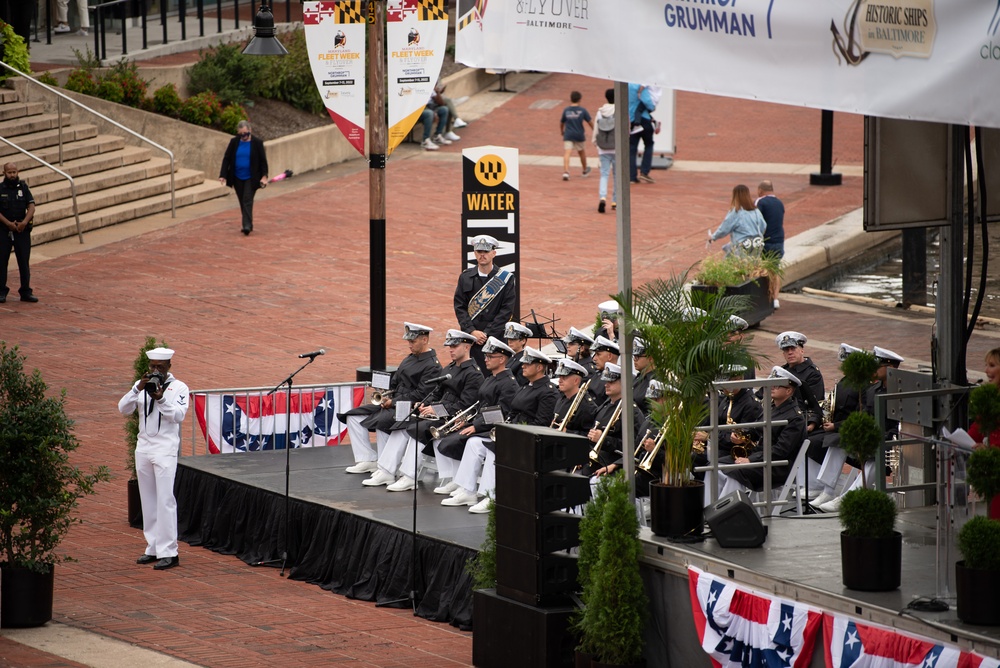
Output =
[
  {"x1": 91, "y1": 0, "x2": 149, "y2": 59},
  {"x1": 0, "y1": 136, "x2": 84, "y2": 244},
  {"x1": 0, "y1": 61, "x2": 176, "y2": 218}
]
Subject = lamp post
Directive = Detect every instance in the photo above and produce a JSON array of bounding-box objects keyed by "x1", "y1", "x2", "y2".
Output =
[{"x1": 243, "y1": 3, "x2": 289, "y2": 56}]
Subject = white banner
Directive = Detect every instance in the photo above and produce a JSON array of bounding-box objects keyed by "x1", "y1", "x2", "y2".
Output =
[
  {"x1": 304, "y1": 1, "x2": 367, "y2": 156},
  {"x1": 456, "y1": 1, "x2": 1000, "y2": 129},
  {"x1": 387, "y1": 0, "x2": 449, "y2": 153}
]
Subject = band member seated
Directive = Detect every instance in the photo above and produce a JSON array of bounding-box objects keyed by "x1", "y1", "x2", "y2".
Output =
[
  {"x1": 442, "y1": 346, "x2": 558, "y2": 513},
  {"x1": 552, "y1": 358, "x2": 599, "y2": 437},
  {"x1": 454, "y1": 234, "x2": 517, "y2": 374},
  {"x1": 434, "y1": 336, "x2": 519, "y2": 494},
  {"x1": 707, "y1": 366, "x2": 807, "y2": 503},
  {"x1": 813, "y1": 346, "x2": 903, "y2": 513},
  {"x1": 775, "y1": 331, "x2": 825, "y2": 434},
  {"x1": 338, "y1": 322, "x2": 441, "y2": 474},
  {"x1": 632, "y1": 337, "x2": 656, "y2": 414},
  {"x1": 504, "y1": 321, "x2": 533, "y2": 386},
  {"x1": 364, "y1": 329, "x2": 483, "y2": 491},
  {"x1": 693, "y1": 364, "x2": 762, "y2": 477},
  {"x1": 588, "y1": 335, "x2": 620, "y2": 405},
  {"x1": 631, "y1": 380, "x2": 669, "y2": 497},
  {"x1": 586, "y1": 362, "x2": 645, "y2": 478},
  {"x1": 563, "y1": 326, "x2": 597, "y2": 375},
  {"x1": 594, "y1": 299, "x2": 620, "y2": 342}
]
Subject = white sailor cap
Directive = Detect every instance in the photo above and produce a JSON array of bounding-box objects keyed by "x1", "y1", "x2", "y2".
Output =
[
  {"x1": 601, "y1": 361, "x2": 622, "y2": 382},
  {"x1": 146, "y1": 347, "x2": 175, "y2": 361},
  {"x1": 444, "y1": 329, "x2": 477, "y2": 346},
  {"x1": 728, "y1": 315, "x2": 749, "y2": 332},
  {"x1": 555, "y1": 358, "x2": 589, "y2": 378},
  {"x1": 504, "y1": 321, "x2": 532, "y2": 340},
  {"x1": 769, "y1": 366, "x2": 802, "y2": 387},
  {"x1": 563, "y1": 326, "x2": 595, "y2": 346},
  {"x1": 646, "y1": 379, "x2": 666, "y2": 399},
  {"x1": 403, "y1": 322, "x2": 433, "y2": 340},
  {"x1": 720, "y1": 364, "x2": 748, "y2": 377},
  {"x1": 472, "y1": 234, "x2": 500, "y2": 251},
  {"x1": 838, "y1": 343, "x2": 863, "y2": 362},
  {"x1": 482, "y1": 336, "x2": 515, "y2": 356},
  {"x1": 776, "y1": 331, "x2": 807, "y2": 349},
  {"x1": 522, "y1": 346, "x2": 552, "y2": 366},
  {"x1": 593, "y1": 335, "x2": 619, "y2": 355},
  {"x1": 598, "y1": 300, "x2": 620, "y2": 319},
  {"x1": 873, "y1": 346, "x2": 904, "y2": 366},
  {"x1": 633, "y1": 337, "x2": 648, "y2": 356},
  {"x1": 681, "y1": 306, "x2": 708, "y2": 322}
]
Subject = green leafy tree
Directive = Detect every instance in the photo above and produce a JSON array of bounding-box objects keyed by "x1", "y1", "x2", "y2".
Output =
[
  {"x1": 187, "y1": 42, "x2": 266, "y2": 106},
  {"x1": 466, "y1": 496, "x2": 496, "y2": 590}
]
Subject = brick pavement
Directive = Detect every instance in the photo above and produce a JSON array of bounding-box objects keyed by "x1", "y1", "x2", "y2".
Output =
[{"x1": 4, "y1": 69, "x2": 980, "y2": 667}]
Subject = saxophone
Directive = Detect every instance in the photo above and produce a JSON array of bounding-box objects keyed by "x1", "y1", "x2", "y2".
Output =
[
  {"x1": 821, "y1": 384, "x2": 837, "y2": 424},
  {"x1": 727, "y1": 398, "x2": 757, "y2": 459}
]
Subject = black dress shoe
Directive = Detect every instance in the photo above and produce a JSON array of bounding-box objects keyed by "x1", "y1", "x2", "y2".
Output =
[
  {"x1": 153, "y1": 556, "x2": 179, "y2": 570},
  {"x1": 20, "y1": 295, "x2": 38, "y2": 303},
  {"x1": 0, "y1": 295, "x2": 5, "y2": 303},
  {"x1": 136, "y1": 554, "x2": 158, "y2": 565},
  {"x1": 241, "y1": 228, "x2": 250, "y2": 236}
]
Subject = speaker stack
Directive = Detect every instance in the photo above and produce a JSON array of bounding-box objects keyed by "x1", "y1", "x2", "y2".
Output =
[{"x1": 472, "y1": 424, "x2": 591, "y2": 668}]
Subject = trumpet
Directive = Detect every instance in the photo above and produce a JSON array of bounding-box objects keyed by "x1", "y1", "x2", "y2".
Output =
[
  {"x1": 554, "y1": 379, "x2": 592, "y2": 432},
  {"x1": 589, "y1": 400, "x2": 623, "y2": 464},
  {"x1": 370, "y1": 388, "x2": 394, "y2": 405},
  {"x1": 430, "y1": 402, "x2": 480, "y2": 439},
  {"x1": 638, "y1": 427, "x2": 668, "y2": 473}
]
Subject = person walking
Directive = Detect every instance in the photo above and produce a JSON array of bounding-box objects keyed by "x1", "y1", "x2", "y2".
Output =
[
  {"x1": 628, "y1": 83, "x2": 656, "y2": 184},
  {"x1": 560, "y1": 91, "x2": 592, "y2": 181},
  {"x1": 592, "y1": 88, "x2": 616, "y2": 213},
  {"x1": 756, "y1": 179, "x2": 785, "y2": 307},
  {"x1": 219, "y1": 120, "x2": 268, "y2": 236},
  {"x1": 707, "y1": 184, "x2": 766, "y2": 256},
  {"x1": 0, "y1": 162, "x2": 37, "y2": 303}
]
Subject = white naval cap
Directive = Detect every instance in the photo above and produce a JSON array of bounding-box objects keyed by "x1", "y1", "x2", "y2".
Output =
[
  {"x1": 775, "y1": 331, "x2": 807, "y2": 349},
  {"x1": 593, "y1": 335, "x2": 619, "y2": 354},
  {"x1": 503, "y1": 321, "x2": 532, "y2": 340},
  {"x1": 472, "y1": 234, "x2": 500, "y2": 251},
  {"x1": 563, "y1": 326, "x2": 595, "y2": 346},
  {"x1": 146, "y1": 347, "x2": 175, "y2": 361},
  {"x1": 873, "y1": 346, "x2": 904, "y2": 366},
  {"x1": 728, "y1": 315, "x2": 749, "y2": 332},
  {"x1": 444, "y1": 329, "x2": 477, "y2": 346},
  {"x1": 633, "y1": 337, "x2": 648, "y2": 356},
  {"x1": 601, "y1": 361, "x2": 622, "y2": 382},
  {"x1": 681, "y1": 306, "x2": 708, "y2": 322},
  {"x1": 482, "y1": 336, "x2": 515, "y2": 356},
  {"x1": 769, "y1": 366, "x2": 802, "y2": 386},
  {"x1": 522, "y1": 346, "x2": 552, "y2": 365},
  {"x1": 838, "y1": 343, "x2": 863, "y2": 362},
  {"x1": 646, "y1": 379, "x2": 666, "y2": 399},
  {"x1": 554, "y1": 358, "x2": 589, "y2": 377},
  {"x1": 597, "y1": 299, "x2": 620, "y2": 319},
  {"x1": 402, "y1": 322, "x2": 433, "y2": 340},
  {"x1": 720, "y1": 364, "x2": 748, "y2": 377}
]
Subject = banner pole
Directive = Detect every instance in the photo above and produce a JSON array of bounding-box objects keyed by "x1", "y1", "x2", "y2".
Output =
[{"x1": 369, "y1": 0, "x2": 387, "y2": 374}]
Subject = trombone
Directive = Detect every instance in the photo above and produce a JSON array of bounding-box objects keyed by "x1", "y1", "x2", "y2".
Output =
[
  {"x1": 589, "y1": 400, "x2": 623, "y2": 464},
  {"x1": 638, "y1": 426, "x2": 668, "y2": 473},
  {"x1": 429, "y1": 402, "x2": 480, "y2": 439},
  {"x1": 553, "y1": 379, "x2": 591, "y2": 432}
]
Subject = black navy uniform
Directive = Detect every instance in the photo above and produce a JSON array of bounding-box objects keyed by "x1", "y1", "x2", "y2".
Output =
[
  {"x1": 720, "y1": 399, "x2": 806, "y2": 491},
  {"x1": 552, "y1": 389, "x2": 599, "y2": 438},
  {"x1": 586, "y1": 398, "x2": 644, "y2": 472},
  {"x1": 484, "y1": 378, "x2": 559, "y2": 453},
  {"x1": 454, "y1": 265, "x2": 517, "y2": 371},
  {"x1": 407, "y1": 358, "x2": 482, "y2": 446},
  {"x1": 437, "y1": 369, "x2": 518, "y2": 461},
  {"x1": 806, "y1": 377, "x2": 861, "y2": 464},
  {"x1": 0, "y1": 175, "x2": 35, "y2": 301},
  {"x1": 507, "y1": 350, "x2": 528, "y2": 386},
  {"x1": 337, "y1": 349, "x2": 441, "y2": 433},
  {"x1": 784, "y1": 358, "x2": 824, "y2": 429}
]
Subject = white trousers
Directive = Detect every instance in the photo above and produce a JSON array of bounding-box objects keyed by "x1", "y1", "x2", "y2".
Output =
[
  {"x1": 432, "y1": 438, "x2": 457, "y2": 479},
  {"x1": 454, "y1": 437, "x2": 493, "y2": 497},
  {"x1": 378, "y1": 430, "x2": 420, "y2": 477},
  {"x1": 136, "y1": 450, "x2": 178, "y2": 558},
  {"x1": 704, "y1": 471, "x2": 749, "y2": 506},
  {"x1": 817, "y1": 448, "x2": 877, "y2": 493},
  {"x1": 347, "y1": 415, "x2": 388, "y2": 462}
]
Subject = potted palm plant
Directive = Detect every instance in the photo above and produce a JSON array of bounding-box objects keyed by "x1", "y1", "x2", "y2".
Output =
[
  {"x1": 124, "y1": 337, "x2": 167, "y2": 528},
  {"x1": 837, "y1": 350, "x2": 900, "y2": 591},
  {"x1": 0, "y1": 342, "x2": 110, "y2": 628},
  {"x1": 691, "y1": 251, "x2": 782, "y2": 327},
  {"x1": 956, "y1": 446, "x2": 1000, "y2": 624},
  {"x1": 618, "y1": 271, "x2": 754, "y2": 538}
]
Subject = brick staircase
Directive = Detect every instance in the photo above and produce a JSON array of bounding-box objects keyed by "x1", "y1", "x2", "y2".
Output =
[{"x1": 0, "y1": 87, "x2": 229, "y2": 245}]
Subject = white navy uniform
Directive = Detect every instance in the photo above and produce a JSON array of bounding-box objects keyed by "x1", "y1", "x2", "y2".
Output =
[{"x1": 118, "y1": 373, "x2": 189, "y2": 559}]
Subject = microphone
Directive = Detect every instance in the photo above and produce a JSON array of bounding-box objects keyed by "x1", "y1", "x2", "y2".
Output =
[
  {"x1": 298, "y1": 349, "x2": 326, "y2": 359},
  {"x1": 427, "y1": 373, "x2": 452, "y2": 383}
]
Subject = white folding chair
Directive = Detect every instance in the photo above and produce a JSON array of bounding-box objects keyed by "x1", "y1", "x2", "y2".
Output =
[{"x1": 771, "y1": 439, "x2": 811, "y2": 516}]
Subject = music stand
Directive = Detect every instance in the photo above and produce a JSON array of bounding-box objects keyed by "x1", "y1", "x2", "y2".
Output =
[{"x1": 253, "y1": 355, "x2": 318, "y2": 575}]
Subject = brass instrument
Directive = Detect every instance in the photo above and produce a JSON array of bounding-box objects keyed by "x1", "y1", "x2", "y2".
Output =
[
  {"x1": 638, "y1": 427, "x2": 668, "y2": 473},
  {"x1": 589, "y1": 400, "x2": 623, "y2": 464},
  {"x1": 727, "y1": 399, "x2": 758, "y2": 459},
  {"x1": 489, "y1": 416, "x2": 512, "y2": 441},
  {"x1": 633, "y1": 428, "x2": 653, "y2": 459},
  {"x1": 821, "y1": 385, "x2": 837, "y2": 424},
  {"x1": 370, "y1": 388, "x2": 394, "y2": 405},
  {"x1": 430, "y1": 401, "x2": 480, "y2": 439},
  {"x1": 554, "y1": 379, "x2": 592, "y2": 432}
]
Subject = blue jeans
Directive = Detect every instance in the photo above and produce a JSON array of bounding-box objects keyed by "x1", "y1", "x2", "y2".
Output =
[
  {"x1": 598, "y1": 152, "x2": 615, "y2": 200},
  {"x1": 629, "y1": 117, "x2": 654, "y2": 180},
  {"x1": 420, "y1": 106, "x2": 449, "y2": 140}
]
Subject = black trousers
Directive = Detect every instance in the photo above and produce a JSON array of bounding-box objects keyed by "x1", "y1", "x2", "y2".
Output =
[
  {"x1": 232, "y1": 178, "x2": 257, "y2": 232},
  {"x1": 0, "y1": 226, "x2": 32, "y2": 298}
]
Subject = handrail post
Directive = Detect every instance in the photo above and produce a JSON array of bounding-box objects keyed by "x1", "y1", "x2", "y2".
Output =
[
  {"x1": 198, "y1": 0, "x2": 205, "y2": 36},
  {"x1": 180, "y1": 0, "x2": 187, "y2": 41},
  {"x1": 70, "y1": 182, "x2": 84, "y2": 244},
  {"x1": 169, "y1": 156, "x2": 176, "y2": 217},
  {"x1": 100, "y1": 7, "x2": 108, "y2": 60},
  {"x1": 46, "y1": 1, "x2": 52, "y2": 44},
  {"x1": 57, "y1": 96, "x2": 63, "y2": 165},
  {"x1": 121, "y1": 1, "x2": 129, "y2": 55},
  {"x1": 234, "y1": 0, "x2": 239, "y2": 30},
  {"x1": 142, "y1": 1, "x2": 148, "y2": 50}
]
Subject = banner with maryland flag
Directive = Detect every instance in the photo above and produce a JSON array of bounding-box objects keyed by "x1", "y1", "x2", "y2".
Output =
[
  {"x1": 386, "y1": 0, "x2": 449, "y2": 153},
  {"x1": 304, "y1": 1, "x2": 367, "y2": 156}
]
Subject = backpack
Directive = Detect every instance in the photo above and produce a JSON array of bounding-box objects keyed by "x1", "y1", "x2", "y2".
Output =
[{"x1": 595, "y1": 112, "x2": 615, "y2": 150}]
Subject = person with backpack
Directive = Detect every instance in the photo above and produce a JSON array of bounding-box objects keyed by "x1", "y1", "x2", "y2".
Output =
[{"x1": 592, "y1": 88, "x2": 617, "y2": 214}]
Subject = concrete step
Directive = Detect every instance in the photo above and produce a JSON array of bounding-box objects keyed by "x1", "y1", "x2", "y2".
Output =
[
  {"x1": 32, "y1": 180, "x2": 231, "y2": 245},
  {"x1": 32, "y1": 157, "x2": 175, "y2": 204},
  {"x1": 34, "y1": 168, "x2": 211, "y2": 224},
  {"x1": 0, "y1": 124, "x2": 100, "y2": 161},
  {"x1": 31, "y1": 135, "x2": 128, "y2": 165},
  {"x1": 0, "y1": 88, "x2": 21, "y2": 104},
  {"x1": 0, "y1": 101, "x2": 46, "y2": 122},
  {"x1": 19, "y1": 146, "x2": 153, "y2": 187},
  {"x1": 0, "y1": 112, "x2": 69, "y2": 138}
]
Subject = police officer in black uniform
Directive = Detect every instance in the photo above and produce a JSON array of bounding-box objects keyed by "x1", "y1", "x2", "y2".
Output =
[
  {"x1": 551, "y1": 358, "x2": 599, "y2": 437},
  {"x1": 0, "y1": 163, "x2": 37, "y2": 303},
  {"x1": 454, "y1": 234, "x2": 517, "y2": 374}
]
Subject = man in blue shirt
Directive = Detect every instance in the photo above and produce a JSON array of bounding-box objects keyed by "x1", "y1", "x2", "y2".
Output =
[{"x1": 756, "y1": 180, "x2": 786, "y2": 307}]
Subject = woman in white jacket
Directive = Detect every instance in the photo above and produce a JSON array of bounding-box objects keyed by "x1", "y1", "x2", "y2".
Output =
[{"x1": 591, "y1": 88, "x2": 616, "y2": 214}]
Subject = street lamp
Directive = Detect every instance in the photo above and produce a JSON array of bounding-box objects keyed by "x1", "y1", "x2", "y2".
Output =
[{"x1": 243, "y1": 2, "x2": 289, "y2": 56}]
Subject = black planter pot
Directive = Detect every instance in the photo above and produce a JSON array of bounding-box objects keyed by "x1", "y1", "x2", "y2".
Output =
[
  {"x1": 127, "y1": 477, "x2": 143, "y2": 529},
  {"x1": 592, "y1": 659, "x2": 646, "y2": 668},
  {"x1": 691, "y1": 276, "x2": 773, "y2": 327},
  {"x1": 575, "y1": 650, "x2": 594, "y2": 668},
  {"x1": 1, "y1": 564, "x2": 54, "y2": 628},
  {"x1": 840, "y1": 531, "x2": 901, "y2": 591},
  {"x1": 956, "y1": 560, "x2": 1000, "y2": 625},
  {"x1": 649, "y1": 482, "x2": 704, "y2": 538}
]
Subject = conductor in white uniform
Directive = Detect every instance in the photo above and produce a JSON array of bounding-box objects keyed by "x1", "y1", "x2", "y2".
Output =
[{"x1": 118, "y1": 347, "x2": 189, "y2": 570}]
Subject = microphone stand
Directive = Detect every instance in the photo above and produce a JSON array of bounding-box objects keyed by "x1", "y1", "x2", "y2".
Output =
[
  {"x1": 378, "y1": 386, "x2": 439, "y2": 612},
  {"x1": 254, "y1": 356, "x2": 317, "y2": 576}
]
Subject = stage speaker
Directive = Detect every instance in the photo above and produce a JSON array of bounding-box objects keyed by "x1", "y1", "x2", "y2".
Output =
[
  {"x1": 704, "y1": 490, "x2": 767, "y2": 548},
  {"x1": 495, "y1": 467, "x2": 591, "y2": 515},
  {"x1": 494, "y1": 424, "x2": 590, "y2": 473},
  {"x1": 495, "y1": 506, "x2": 580, "y2": 555},
  {"x1": 472, "y1": 589, "x2": 574, "y2": 668},
  {"x1": 495, "y1": 546, "x2": 578, "y2": 607}
]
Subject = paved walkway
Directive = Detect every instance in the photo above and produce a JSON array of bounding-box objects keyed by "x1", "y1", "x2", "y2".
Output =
[{"x1": 3, "y1": 44, "x2": 998, "y2": 667}]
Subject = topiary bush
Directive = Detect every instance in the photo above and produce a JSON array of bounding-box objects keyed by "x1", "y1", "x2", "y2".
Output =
[
  {"x1": 840, "y1": 410, "x2": 883, "y2": 487},
  {"x1": 839, "y1": 487, "x2": 897, "y2": 539},
  {"x1": 970, "y1": 383, "x2": 1000, "y2": 444},
  {"x1": 178, "y1": 90, "x2": 223, "y2": 126},
  {"x1": 968, "y1": 446, "x2": 1000, "y2": 509},
  {"x1": 841, "y1": 350, "x2": 880, "y2": 395},
  {"x1": 958, "y1": 516, "x2": 1000, "y2": 571},
  {"x1": 152, "y1": 83, "x2": 182, "y2": 117}
]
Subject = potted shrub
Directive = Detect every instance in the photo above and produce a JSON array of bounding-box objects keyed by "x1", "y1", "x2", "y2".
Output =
[
  {"x1": 124, "y1": 337, "x2": 167, "y2": 528},
  {"x1": 969, "y1": 382, "x2": 1000, "y2": 446},
  {"x1": 0, "y1": 342, "x2": 110, "y2": 628},
  {"x1": 690, "y1": 251, "x2": 783, "y2": 327},
  {"x1": 575, "y1": 472, "x2": 647, "y2": 668},
  {"x1": 618, "y1": 272, "x2": 754, "y2": 538},
  {"x1": 956, "y1": 447, "x2": 1000, "y2": 624}
]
